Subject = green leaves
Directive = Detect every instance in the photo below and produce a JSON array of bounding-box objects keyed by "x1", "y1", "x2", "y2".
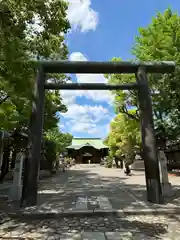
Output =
[
  {"x1": 106, "y1": 113, "x2": 140, "y2": 158},
  {"x1": 105, "y1": 8, "x2": 180, "y2": 156},
  {"x1": 105, "y1": 58, "x2": 138, "y2": 119},
  {"x1": 106, "y1": 9, "x2": 180, "y2": 142},
  {"x1": 133, "y1": 8, "x2": 180, "y2": 139},
  {"x1": 0, "y1": 0, "x2": 70, "y2": 132},
  {"x1": 45, "y1": 127, "x2": 73, "y2": 155}
]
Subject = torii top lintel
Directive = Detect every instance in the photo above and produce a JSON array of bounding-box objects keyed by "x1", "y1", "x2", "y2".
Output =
[{"x1": 38, "y1": 60, "x2": 175, "y2": 74}]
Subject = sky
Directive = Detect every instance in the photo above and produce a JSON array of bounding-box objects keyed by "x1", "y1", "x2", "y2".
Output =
[{"x1": 59, "y1": 0, "x2": 180, "y2": 139}]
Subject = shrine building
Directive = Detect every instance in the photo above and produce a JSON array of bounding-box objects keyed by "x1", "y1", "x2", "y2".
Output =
[{"x1": 66, "y1": 138, "x2": 108, "y2": 164}]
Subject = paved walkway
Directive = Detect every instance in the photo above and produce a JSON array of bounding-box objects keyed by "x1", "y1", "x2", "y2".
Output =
[
  {"x1": 116, "y1": 169, "x2": 180, "y2": 208},
  {"x1": 33, "y1": 164, "x2": 180, "y2": 213},
  {"x1": 31, "y1": 164, "x2": 148, "y2": 213},
  {"x1": 1, "y1": 165, "x2": 180, "y2": 239}
]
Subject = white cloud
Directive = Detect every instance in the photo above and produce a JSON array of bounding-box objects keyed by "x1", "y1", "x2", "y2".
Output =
[
  {"x1": 69, "y1": 52, "x2": 88, "y2": 61},
  {"x1": 60, "y1": 52, "x2": 114, "y2": 107},
  {"x1": 67, "y1": 52, "x2": 114, "y2": 104},
  {"x1": 67, "y1": 0, "x2": 99, "y2": 32},
  {"x1": 60, "y1": 104, "x2": 112, "y2": 136},
  {"x1": 61, "y1": 90, "x2": 76, "y2": 105},
  {"x1": 61, "y1": 104, "x2": 109, "y2": 121},
  {"x1": 69, "y1": 120, "x2": 111, "y2": 137},
  {"x1": 59, "y1": 52, "x2": 115, "y2": 137}
]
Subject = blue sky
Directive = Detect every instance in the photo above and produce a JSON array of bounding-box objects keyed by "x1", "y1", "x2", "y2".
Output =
[{"x1": 59, "y1": 0, "x2": 180, "y2": 139}]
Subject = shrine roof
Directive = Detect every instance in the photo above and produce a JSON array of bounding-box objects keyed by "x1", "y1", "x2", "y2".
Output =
[{"x1": 66, "y1": 138, "x2": 108, "y2": 150}]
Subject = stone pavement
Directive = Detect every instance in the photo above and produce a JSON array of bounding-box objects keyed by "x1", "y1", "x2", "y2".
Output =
[
  {"x1": 15, "y1": 164, "x2": 180, "y2": 214},
  {"x1": 116, "y1": 169, "x2": 180, "y2": 208},
  {"x1": 0, "y1": 215, "x2": 180, "y2": 239},
  {"x1": 1, "y1": 164, "x2": 180, "y2": 239},
  {"x1": 17, "y1": 164, "x2": 160, "y2": 214}
]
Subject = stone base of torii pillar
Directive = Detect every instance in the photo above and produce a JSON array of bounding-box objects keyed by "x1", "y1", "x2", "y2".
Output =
[
  {"x1": 9, "y1": 152, "x2": 24, "y2": 201},
  {"x1": 158, "y1": 150, "x2": 173, "y2": 197}
]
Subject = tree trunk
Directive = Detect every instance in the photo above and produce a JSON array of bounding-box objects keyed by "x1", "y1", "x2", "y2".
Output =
[
  {"x1": 20, "y1": 151, "x2": 29, "y2": 207},
  {"x1": 11, "y1": 149, "x2": 16, "y2": 169},
  {"x1": 0, "y1": 147, "x2": 10, "y2": 182},
  {"x1": 120, "y1": 159, "x2": 124, "y2": 169},
  {"x1": 114, "y1": 157, "x2": 119, "y2": 168}
]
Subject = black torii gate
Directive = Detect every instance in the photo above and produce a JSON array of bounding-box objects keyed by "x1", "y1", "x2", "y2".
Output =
[{"x1": 25, "y1": 60, "x2": 175, "y2": 206}]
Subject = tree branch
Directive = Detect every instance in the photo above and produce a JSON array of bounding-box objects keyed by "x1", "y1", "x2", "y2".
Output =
[
  {"x1": 116, "y1": 92, "x2": 139, "y2": 120},
  {"x1": 153, "y1": 110, "x2": 159, "y2": 118},
  {"x1": 0, "y1": 95, "x2": 9, "y2": 105},
  {"x1": 136, "y1": 107, "x2": 140, "y2": 118},
  {"x1": 129, "y1": 90, "x2": 136, "y2": 96},
  {"x1": 120, "y1": 106, "x2": 140, "y2": 121}
]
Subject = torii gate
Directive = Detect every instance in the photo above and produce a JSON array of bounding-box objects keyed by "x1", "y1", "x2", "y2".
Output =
[{"x1": 24, "y1": 60, "x2": 175, "y2": 206}]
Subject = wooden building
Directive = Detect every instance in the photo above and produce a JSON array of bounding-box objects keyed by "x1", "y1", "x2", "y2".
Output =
[{"x1": 66, "y1": 138, "x2": 108, "y2": 164}]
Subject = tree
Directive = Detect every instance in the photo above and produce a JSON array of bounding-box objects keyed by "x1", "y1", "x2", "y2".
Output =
[
  {"x1": 43, "y1": 128, "x2": 72, "y2": 172},
  {"x1": 132, "y1": 8, "x2": 180, "y2": 141},
  {"x1": 106, "y1": 111, "x2": 141, "y2": 163},
  {"x1": 45, "y1": 127, "x2": 73, "y2": 156},
  {"x1": 105, "y1": 58, "x2": 139, "y2": 121},
  {"x1": 0, "y1": 0, "x2": 70, "y2": 131},
  {"x1": 0, "y1": 1, "x2": 72, "y2": 206},
  {"x1": 105, "y1": 9, "x2": 180, "y2": 144}
]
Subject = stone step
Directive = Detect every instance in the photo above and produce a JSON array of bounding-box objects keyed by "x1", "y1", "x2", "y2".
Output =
[
  {"x1": 69, "y1": 196, "x2": 113, "y2": 212},
  {"x1": 97, "y1": 196, "x2": 113, "y2": 210},
  {"x1": 60, "y1": 232, "x2": 133, "y2": 240}
]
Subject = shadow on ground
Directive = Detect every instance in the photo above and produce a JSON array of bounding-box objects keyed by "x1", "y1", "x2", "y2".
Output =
[
  {"x1": 0, "y1": 215, "x2": 169, "y2": 239},
  {"x1": 34, "y1": 168, "x2": 180, "y2": 211},
  {"x1": 37, "y1": 168, "x2": 137, "y2": 206},
  {"x1": 35, "y1": 169, "x2": 143, "y2": 212},
  {"x1": 1, "y1": 167, "x2": 180, "y2": 213},
  {"x1": 1, "y1": 166, "x2": 180, "y2": 238}
]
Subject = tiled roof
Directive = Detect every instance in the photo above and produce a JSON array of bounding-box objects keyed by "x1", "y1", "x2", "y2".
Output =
[{"x1": 67, "y1": 138, "x2": 108, "y2": 150}]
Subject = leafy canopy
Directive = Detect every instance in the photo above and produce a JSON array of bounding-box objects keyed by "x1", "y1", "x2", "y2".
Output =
[
  {"x1": 106, "y1": 111, "x2": 140, "y2": 159},
  {"x1": 105, "y1": 9, "x2": 180, "y2": 142},
  {"x1": 0, "y1": 0, "x2": 70, "y2": 131},
  {"x1": 133, "y1": 8, "x2": 180, "y2": 139},
  {"x1": 45, "y1": 127, "x2": 73, "y2": 156}
]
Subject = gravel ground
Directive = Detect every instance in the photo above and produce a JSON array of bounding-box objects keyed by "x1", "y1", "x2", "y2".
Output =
[
  {"x1": 0, "y1": 215, "x2": 180, "y2": 239},
  {"x1": 1, "y1": 165, "x2": 180, "y2": 239}
]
